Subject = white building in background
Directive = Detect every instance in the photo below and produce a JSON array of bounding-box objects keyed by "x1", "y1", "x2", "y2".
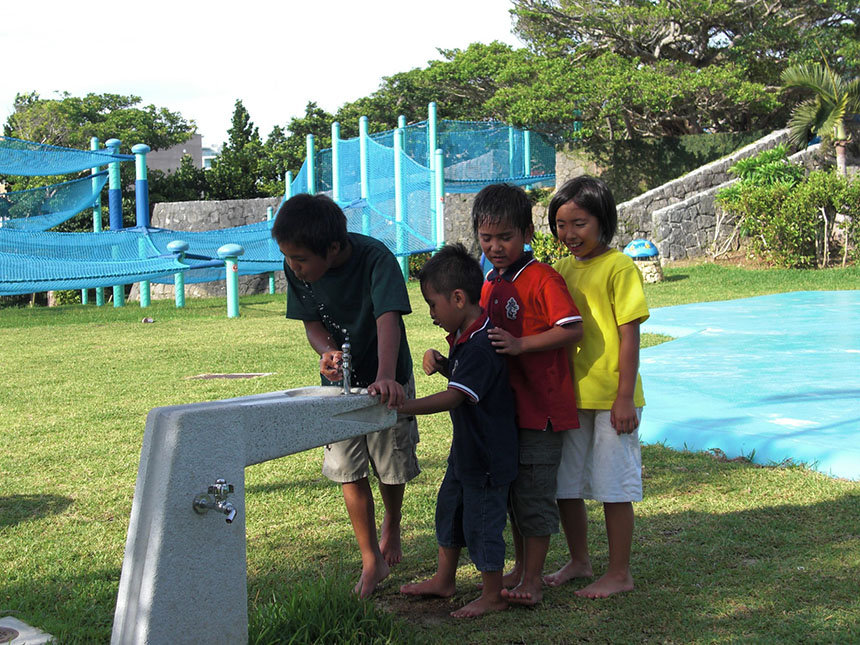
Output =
[{"x1": 145, "y1": 134, "x2": 204, "y2": 173}]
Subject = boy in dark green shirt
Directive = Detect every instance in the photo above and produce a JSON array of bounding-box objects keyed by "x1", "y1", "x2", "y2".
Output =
[{"x1": 272, "y1": 194, "x2": 420, "y2": 598}]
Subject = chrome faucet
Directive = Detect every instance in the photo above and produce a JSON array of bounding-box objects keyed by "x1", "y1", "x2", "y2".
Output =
[
  {"x1": 341, "y1": 342, "x2": 352, "y2": 395},
  {"x1": 193, "y1": 478, "x2": 237, "y2": 523}
]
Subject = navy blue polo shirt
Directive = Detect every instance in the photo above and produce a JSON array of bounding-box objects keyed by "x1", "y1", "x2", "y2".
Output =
[{"x1": 446, "y1": 313, "x2": 518, "y2": 487}]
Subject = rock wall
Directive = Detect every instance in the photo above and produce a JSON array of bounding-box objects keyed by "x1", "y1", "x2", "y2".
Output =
[
  {"x1": 139, "y1": 129, "x2": 846, "y2": 301},
  {"x1": 137, "y1": 197, "x2": 285, "y2": 300}
]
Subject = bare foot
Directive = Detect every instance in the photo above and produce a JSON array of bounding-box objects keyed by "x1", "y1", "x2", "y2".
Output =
[
  {"x1": 575, "y1": 571, "x2": 634, "y2": 599},
  {"x1": 400, "y1": 575, "x2": 455, "y2": 598},
  {"x1": 450, "y1": 594, "x2": 508, "y2": 618},
  {"x1": 543, "y1": 558, "x2": 593, "y2": 587},
  {"x1": 354, "y1": 558, "x2": 390, "y2": 599},
  {"x1": 477, "y1": 565, "x2": 521, "y2": 590},
  {"x1": 379, "y1": 517, "x2": 402, "y2": 566},
  {"x1": 500, "y1": 580, "x2": 542, "y2": 606}
]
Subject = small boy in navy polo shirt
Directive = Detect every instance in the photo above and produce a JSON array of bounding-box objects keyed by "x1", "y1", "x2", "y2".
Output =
[{"x1": 397, "y1": 243, "x2": 518, "y2": 618}]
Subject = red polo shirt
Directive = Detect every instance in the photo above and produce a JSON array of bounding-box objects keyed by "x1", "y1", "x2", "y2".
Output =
[{"x1": 480, "y1": 253, "x2": 581, "y2": 431}]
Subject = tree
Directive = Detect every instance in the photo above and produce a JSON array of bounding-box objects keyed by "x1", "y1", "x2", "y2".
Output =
[
  {"x1": 781, "y1": 60, "x2": 860, "y2": 176},
  {"x1": 205, "y1": 100, "x2": 266, "y2": 199},
  {"x1": 4, "y1": 91, "x2": 194, "y2": 154},
  {"x1": 507, "y1": 0, "x2": 858, "y2": 138},
  {"x1": 2, "y1": 92, "x2": 196, "y2": 229}
]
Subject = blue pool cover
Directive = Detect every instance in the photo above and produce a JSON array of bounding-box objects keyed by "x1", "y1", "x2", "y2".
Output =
[{"x1": 640, "y1": 291, "x2": 860, "y2": 480}]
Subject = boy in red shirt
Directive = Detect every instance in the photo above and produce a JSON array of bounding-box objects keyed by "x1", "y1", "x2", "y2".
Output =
[{"x1": 474, "y1": 183, "x2": 583, "y2": 605}]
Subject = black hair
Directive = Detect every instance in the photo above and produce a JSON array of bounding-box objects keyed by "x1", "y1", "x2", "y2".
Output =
[
  {"x1": 548, "y1": 176, "x2": 618, "y2": 245},
  {"x1": 418, "y1": 243, "x2": 483, "y2": 305},
  {"x1": 270, "y1": 193, "x2": 348, "y2": 258},
  {"x1": 471, "y1": 183, "x2": 533, "y2": 238}
]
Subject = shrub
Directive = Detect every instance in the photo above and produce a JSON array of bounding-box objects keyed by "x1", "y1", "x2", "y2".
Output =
[
  {"x1": 716, "y1": 146, "x2": 859, "y2": 267},
  {"x1": 530, "y1": 230, "x2": 569, "y2": 264}
]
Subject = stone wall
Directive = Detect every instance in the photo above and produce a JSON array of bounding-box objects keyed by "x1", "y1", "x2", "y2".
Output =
[
  {"x1": 136, "y1": 196, "x2": 285, "y2": 300},
  {"x1": 138, "y1": 128, "x2": 850, "y2": 301},
  {"x1": 645, "y1": 140, "x2": 826, "y2": 261}
]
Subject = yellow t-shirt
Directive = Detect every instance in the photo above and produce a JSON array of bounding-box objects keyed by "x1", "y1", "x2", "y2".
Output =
[{"x1": 554, "y1": 249, "x2": 650, "y2": 410}]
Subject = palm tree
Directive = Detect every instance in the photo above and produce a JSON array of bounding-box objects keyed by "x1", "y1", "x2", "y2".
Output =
[{"x1": 781, "y1": 60, "x2": 860, "y2": 176}]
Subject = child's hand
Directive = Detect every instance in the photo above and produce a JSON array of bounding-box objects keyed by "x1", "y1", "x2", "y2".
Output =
[
  {"x1": 319, "y1": 349, "x2": 343, "y2": 382},
  {"x1": 368, "y1": 378, "x2": 405, "y2": 409},
  {"x1": 610, "y1": 397, "x2": 639, "y2": 434},
  {"x1": 487, "y1": 326, "x2": 524, "y2": 355},
  {"x1": 422, "y1": 349, "x2": 446, "y2": 375}
]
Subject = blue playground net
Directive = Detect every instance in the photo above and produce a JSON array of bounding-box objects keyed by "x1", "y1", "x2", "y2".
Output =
[
  {"x1": 0, "y1": 136, "x2": 132, "y2": 175},
  {"x1": 0, "y1": 171, "x2": 109, "y2": 231},
  {"x1": 1, "y1": 117, "x2": 558, "y2": 296}
]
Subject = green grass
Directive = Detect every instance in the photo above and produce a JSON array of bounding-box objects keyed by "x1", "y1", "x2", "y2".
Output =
[{"x1": 1, "y1": 263, "x2": 859, "y2": 643}]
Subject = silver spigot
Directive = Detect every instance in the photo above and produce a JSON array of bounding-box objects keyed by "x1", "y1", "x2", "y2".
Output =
[
  {"x1": 193, "y1": 478, "x2": 237, "y2": 524},
  {"x1": 341, "y1": 342, "x2": 352, "y2": 395}
]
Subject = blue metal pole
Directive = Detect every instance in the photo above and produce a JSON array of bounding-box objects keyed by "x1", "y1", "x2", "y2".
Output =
[
  {"x1": 427, "y1": 102, "x2": 438, "y2": 236},
  {"x1": 89, "y1": 136, "x2": 104, "y2": 305},
  {"x1": 359, "y1": 116, "x2": 370, "y2": 234},
  {"x1": 524, "y1": 129, "x2": 532, "y2": 190},
  {"x1": 132, "y1": 143, "x2": 152, "y2": 307},
  {"x1": 306, "y1": 134, "x2": 316, "y2": 195},
  {"x1": 167, "y1": 240, "x2": 189, "y2": 308},
  {"x1": 508, "y1": 126, "x2": 515, "y2": 178},
  {"x1": 267, "y1": 206, "x2": 275, "y2": 294},
  {"x1": 331, "y1": 122, "x2": 340, "y2": 203},
  {"x1": 435, "y1": 148, "x2": 445, "y2": 250},
  {"x1": 394, "y1": 128, "x2": 408, "y2": 279},
  {"x1": 218, "y1": 244, "x2": 244, "y2": 318},
  {"x1": 285, "y1": 171, "x2": 293, "y2": 199},
  {"x1": 105, "y1": 139, "x2": 125, "y2": 307}
]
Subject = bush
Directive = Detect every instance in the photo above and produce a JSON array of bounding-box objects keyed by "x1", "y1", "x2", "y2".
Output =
[
  {"x1": 716, "y1": 147, "x2": 860, "y2": 267},
  {"x1": 530, "y1": 230, "x2": 569, "y2": 264}
]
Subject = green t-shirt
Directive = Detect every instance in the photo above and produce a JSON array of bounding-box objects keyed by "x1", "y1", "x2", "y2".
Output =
[{"x1": 284, "y1": 233, "x2": 413, "y2": 388}]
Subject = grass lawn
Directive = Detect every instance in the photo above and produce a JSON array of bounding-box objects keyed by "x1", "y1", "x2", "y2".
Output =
[{"x1": 1, "y1": 262, "x2": 859, "y2": 643}]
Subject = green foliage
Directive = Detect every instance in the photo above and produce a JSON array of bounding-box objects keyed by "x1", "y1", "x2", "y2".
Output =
[
  {"x1": 574, "y1": 131, "x2": 765, "y2": 202},
  {"x1": 2, "y1": 92, "x2": 197, "y2": 222},
  {"x1": 249, "y1": 576, "x2": 413, "y2": 645},
  {"x1": 407, "y1": 251, "x2": 431, "y2": 278},
  {"x1": 149, "y1": 154, "x2": 208, "y2": 203},
  {"x1": 718, "y1": 146, "x2": 860, "y2": 266},
  {"x1": 530, "y1": 230, "x2": 569, "y2": 264},
  {"x1": 205, "y1": 100, "x2": 267, "y2": 200},
  {"x1": 3, "y1": 91, "x2": 194, "y2": 153}
]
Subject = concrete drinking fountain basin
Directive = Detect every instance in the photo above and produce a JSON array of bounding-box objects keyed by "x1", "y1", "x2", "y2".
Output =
[{"x1": 111, "y1": 386, "x2": 396, "y2": 645}]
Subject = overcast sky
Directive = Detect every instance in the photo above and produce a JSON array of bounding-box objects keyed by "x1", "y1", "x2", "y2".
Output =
[{"x1": 1, "y1": 0, "x2": 521, "y2": 150}]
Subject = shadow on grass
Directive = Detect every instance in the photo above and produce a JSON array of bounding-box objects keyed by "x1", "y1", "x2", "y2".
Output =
[
  {"x1": 0, "y1": 494, "x2": 72, "y2": 528},
  {"x1": 661, "y1": 273, "x2": 690, "y2": 283},
  {"x1": 6, "y1": 492, "x2": 858, "y2": 644}
]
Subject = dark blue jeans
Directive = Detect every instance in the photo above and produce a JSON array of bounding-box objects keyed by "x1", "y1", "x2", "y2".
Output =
[{"x1": 435, "y1": 468, "x2": 510, "y2": 572}]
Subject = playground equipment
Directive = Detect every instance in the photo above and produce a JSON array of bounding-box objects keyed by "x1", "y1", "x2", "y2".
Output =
[
  {"x1": 111, "y1": 386, "x2": 397, "y2": 644},
  {"x1": 1, "y1": 102, "x2": 557, "y2": 302}
]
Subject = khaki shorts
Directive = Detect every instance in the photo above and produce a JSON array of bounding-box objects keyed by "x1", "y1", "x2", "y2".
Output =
[
  {"x1": 555, "y1": 408, "x2": 643, "y2": 503},
  {"x1": 322, "y1": 376, "x2": 420, "y2": 485},
  {"x1": 509, "y1": 428, "x2": 563, "y2": 538}
]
